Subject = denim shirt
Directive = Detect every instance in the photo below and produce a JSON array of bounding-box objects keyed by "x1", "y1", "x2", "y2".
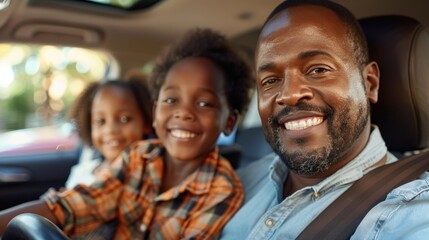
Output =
[{"x1": 221, "y1": 126, "x2": 429, "y2": 240}]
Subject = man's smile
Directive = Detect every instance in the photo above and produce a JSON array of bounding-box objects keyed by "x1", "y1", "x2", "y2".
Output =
[{"x1": 284, "y1": 117, "x2": 324, "y2": 131}]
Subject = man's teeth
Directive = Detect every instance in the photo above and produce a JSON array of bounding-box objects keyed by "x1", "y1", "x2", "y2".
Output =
[
  {"x1": 170, "y1": 129, "x2": 196, "y2": 139},
  {"x1": 284, "y1": 117, "x2": 323, "y2": 130}
]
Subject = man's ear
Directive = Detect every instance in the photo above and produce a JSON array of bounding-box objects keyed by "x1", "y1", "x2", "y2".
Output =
[
  {"x1": 364, "y1": 61, "x2": 380, "y2": 104},
  {"x1": 223, "y1": 110, "x2": 239, "y2": 136}
]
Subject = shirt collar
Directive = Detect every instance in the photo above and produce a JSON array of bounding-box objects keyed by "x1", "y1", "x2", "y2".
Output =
[
  {"x1": 148, "y1": 145, "x2": 219, "y2": 201},
  {"x1": 181, "y1": 148, "x2": 219, "y2": 195},
  {"x1": 268, "y1": 125, "x2": 388, "y2": 200}
]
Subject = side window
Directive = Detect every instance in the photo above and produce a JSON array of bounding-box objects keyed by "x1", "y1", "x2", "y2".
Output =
[{"x1": 0, "y1": 44, "x2": 114, "y2": 154}]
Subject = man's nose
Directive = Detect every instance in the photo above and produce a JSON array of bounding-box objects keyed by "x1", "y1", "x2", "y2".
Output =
[{"x1": 275, "y1": 73, "x2": 313, "y2": 106}]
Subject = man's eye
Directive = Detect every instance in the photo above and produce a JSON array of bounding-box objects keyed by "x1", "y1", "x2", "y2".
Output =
[
  {"x1": 120, "y1": 116, "x2": 130, "y2": 123},
  {"x1": 308, "y1": 67, "x2": 330, "y2": 75},
  {"x1": 261, "y1": 78, "x2": 279, "y2": 86}
]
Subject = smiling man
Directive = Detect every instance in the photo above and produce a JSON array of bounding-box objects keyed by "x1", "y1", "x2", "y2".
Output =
[{"x1": 221, "y1": 0, "x2": 429, "y2": 239}]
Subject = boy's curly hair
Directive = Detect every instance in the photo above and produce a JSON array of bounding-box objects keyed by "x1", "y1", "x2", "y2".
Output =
[
  {"x1": 149, "y1": 28, "x2": 254, "y2": 115},
  {"x1": 67, "y1": 76, "x2": 153, "y2": 146}
]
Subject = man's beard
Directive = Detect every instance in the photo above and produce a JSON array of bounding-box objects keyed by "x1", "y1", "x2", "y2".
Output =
[{"x1": 264, "y1": 100, "x2": 369, "y2": 177}]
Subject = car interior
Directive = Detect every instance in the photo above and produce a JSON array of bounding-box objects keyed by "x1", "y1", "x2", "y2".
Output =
[
  {"x1": 360, "y1": 15, "x2": 429, "y2": 157},
  {"x1": 3, "y1": 9, "x2": 429, "y2": 240},
  {"x1": 0, "y1": 0, "x2": 428, "y2": 236}
]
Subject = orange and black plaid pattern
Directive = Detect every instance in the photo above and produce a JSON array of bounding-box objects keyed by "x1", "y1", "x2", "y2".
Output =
[{"x1": 43, "y1": 139, "x2": 243, "y2": 239}]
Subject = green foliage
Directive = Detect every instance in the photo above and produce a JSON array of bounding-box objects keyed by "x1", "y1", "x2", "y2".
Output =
[{"x1": 0, "y1": 44, "x2": 109, "y2": 132}]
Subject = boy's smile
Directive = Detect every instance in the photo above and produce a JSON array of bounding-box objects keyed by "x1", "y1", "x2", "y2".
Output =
[
  {"x1": 153, "y1": 56, "x2": 235, "y2": 166},
  {"x1": 169, "y1": 129, "x2": 197, "y2": 139}
]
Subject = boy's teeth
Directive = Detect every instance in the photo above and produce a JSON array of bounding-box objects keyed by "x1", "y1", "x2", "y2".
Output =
[
  {"x1": 171, "y1": 129, "x2": 196, "y2": 139},
  {"x1": 284, "y1": 117, "x2": 323, "y2": 131}
]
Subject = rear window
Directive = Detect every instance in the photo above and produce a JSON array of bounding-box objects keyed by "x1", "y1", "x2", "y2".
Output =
[
  {"x1": 0, "y1": 44, "x2": 111, "y2": 131},
  {"x1": 0, "y1": 43, "x2": 113, "y2": 153}
]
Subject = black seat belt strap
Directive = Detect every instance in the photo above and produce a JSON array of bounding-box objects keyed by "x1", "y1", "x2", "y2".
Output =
[{"x1": 297, "y1": 150, "x2": 429, "y2": 240}]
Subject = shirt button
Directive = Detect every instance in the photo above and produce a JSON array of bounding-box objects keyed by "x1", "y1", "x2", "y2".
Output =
[
  {"x1": 140, "y1": 224, "x2": 147, "y2": 232},
  {"x1": 313, "y1": 191, "x2": 319, "y2": 200},
  {"x1": 265, "y1": 218, "x2": 275, "y2": 228}
]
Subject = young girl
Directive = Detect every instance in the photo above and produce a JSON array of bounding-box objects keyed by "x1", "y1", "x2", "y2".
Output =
[
  {"x1": 0, "y1": 28, "x2": 254, "y2": 239},
  {"x1": 65, "y1": 75, "x2": 154, "y2": 188}
]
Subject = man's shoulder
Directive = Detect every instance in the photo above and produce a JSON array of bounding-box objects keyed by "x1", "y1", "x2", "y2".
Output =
[
  {"x1": 388, "y1": 171, "x2": 429, "y2": 199},
  {"x1": 354, "y1": 171, "x2": 429, "y2": 239},
  {"x1": 236, "y1": 153, "x2": 277, "y2": 191}
]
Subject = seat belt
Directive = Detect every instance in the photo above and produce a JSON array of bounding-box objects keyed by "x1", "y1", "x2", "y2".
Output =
[{"x1": 297, "y1": 150, "x2": 429, "y2": 240}]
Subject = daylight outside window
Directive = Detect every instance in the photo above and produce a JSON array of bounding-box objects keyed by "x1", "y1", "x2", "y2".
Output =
[{"x1": 0, "y1": 44, "x2": 113, "y2": 153}]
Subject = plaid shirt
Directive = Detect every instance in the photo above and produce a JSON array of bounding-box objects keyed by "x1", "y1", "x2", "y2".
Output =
[{"x1": 43, "y1": 139, "x2": 243, "y2": 239}]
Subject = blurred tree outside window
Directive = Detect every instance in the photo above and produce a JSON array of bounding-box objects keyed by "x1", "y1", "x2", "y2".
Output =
[{"x1": 0, "y1": 44, "x2": 112, "y2": 133}]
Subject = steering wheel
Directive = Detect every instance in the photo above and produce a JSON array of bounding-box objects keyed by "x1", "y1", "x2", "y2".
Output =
[{"x1": 2, "y1": 213, "x2": 69, "y2": 240}]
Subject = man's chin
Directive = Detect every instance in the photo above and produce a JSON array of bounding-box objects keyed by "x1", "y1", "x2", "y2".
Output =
[{"x1": 277, "y1": 147, "x2": 333, "y2": 176}]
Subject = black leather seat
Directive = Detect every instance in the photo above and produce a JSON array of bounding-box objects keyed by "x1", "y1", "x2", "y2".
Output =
[{"x1": 359, "y1": 15, "x2": 429, "y2": 155}]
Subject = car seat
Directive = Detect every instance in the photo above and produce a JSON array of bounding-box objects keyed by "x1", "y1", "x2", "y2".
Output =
[
  {"x1": 218, "y1": 126, "x2": 273, "y2": 169},
  {"x1": 234, "y1": 126, "x2": 273, "y2": 169},
  {"x1": 359, "y1": 15, "x2": 429, "y2": 156}
]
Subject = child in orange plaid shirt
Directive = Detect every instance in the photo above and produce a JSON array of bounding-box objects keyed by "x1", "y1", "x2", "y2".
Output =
[{"x1": 0, "y1": 28, "x2": 254, "y2": 240}]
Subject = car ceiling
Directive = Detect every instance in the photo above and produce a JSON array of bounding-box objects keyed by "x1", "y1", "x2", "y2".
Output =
[{"x1": 1, "y1": 0, "x2": 428, "y2": 74}]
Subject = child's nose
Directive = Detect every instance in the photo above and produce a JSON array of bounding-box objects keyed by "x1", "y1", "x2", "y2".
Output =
[
  {"x1": 105, "y1": 121, "x2": 120, "y2": 133},
  {"x1": 173, "y1": 108, "x2": 195, "y2": 121}
]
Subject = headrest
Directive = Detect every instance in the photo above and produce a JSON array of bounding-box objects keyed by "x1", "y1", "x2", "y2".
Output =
[{"x1": 359, "y1": 15, "x2": 429, "y2": 152}]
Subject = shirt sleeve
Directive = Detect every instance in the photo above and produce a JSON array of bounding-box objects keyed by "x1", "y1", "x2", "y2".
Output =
[
  {"x1": 181, "y1": 161, "x2": 244, "y2": 240},
  {"x1": 42, "y1": 150, "x2": 131, "y2": 236}
]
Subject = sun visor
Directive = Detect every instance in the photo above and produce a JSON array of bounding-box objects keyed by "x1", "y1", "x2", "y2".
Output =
[{"x1": 13, "y1": 23, "x2": 102, "y2": 47}]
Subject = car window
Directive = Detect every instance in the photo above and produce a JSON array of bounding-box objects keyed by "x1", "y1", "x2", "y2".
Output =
[{"x1": 0, "y1": 43, "x2": 115, "y2": 155}]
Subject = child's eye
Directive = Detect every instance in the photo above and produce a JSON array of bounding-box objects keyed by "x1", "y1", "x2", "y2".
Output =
[
  {"x1": 120, "y1": 116, "x2": 130, "y2": 123},
  {"x1": 197, "y1": 101, "x2": 212, "y2": 107},
  {"x1": 163, "y1": 98, "x2": 176, "y2": 104},
  {"x1": 94, "y1": 118, "x2": 105, "y2": 126}
]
